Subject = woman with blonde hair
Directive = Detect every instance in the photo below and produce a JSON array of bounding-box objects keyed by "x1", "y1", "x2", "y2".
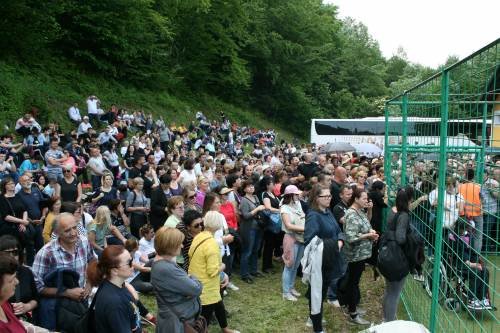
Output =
[
  {"x1": 189, "y1": 211, "x2": 240, "y2": 333},
  {"x1": 42, "y1": 197, "x2": 62, "y2": 243},
  {"x1": 152, "y1": 227, "x2": 203, "y2": 333},
  {"x1": 195, "y1": 176, "x2": 210, "y2": 207},
  {"x1": 88, "y1": 206, "x2": 126, "y2": 255}
]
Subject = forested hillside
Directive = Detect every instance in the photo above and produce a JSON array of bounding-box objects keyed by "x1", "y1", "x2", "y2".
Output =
[{"x1": 0, "y1": 0, "x2": 441, "y2": 137}]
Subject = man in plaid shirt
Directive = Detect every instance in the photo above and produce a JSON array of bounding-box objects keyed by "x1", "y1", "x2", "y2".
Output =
[{"x1": 32, "y1": 212, "x2": 96, "y2": 300}]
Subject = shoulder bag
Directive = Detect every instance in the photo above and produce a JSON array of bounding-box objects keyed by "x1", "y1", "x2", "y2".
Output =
[{"x1": 377, "y1": 212, "x2": 410, "y2": 281}]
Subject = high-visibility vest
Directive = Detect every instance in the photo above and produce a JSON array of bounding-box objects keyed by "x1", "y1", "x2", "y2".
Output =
[{"x1": 459, "y1": 183, "x2": 482, "y2": 217}]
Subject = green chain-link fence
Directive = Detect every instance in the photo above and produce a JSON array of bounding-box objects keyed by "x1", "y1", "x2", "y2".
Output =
[{"x1": 384, "y1": 38, "x2": 499, "y2": 332}]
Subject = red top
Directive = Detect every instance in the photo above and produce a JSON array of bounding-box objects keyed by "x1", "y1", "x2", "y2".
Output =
[
  {"x1": 220, "y1": 202, "x2": 238, "y2": 230},
  {"x1": 0, "y1": 302, "x2": 27, "y2": 333}
]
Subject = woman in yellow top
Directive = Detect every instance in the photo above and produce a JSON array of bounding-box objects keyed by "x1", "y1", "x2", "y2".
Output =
[
  {"x1": 42, "y1": 197, "x2": 61, "y2": 243},
  {"x1": 188, "y1": 211, "x2": 240, "y2": 333}
]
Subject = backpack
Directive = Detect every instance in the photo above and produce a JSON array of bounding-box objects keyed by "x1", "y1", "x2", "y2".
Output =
[{"x1": 377, "y1": 213, "x2": 410, "y2": 281}]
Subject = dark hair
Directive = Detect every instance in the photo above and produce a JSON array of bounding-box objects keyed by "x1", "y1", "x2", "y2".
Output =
[
  {"x1": 183, "y1": 159, "x2": 195, "y2": 170},
  {"x1": 396, "y1": 189, "x2": 410, "y2": 213},
  {"x1": 0, "y1": 235, "x2": 23, "y2": 265},
  {"x1": 257, "y1": 175, "x2": 274, "y2": 195},
  {"x1": 466, "y1": 168, "x2": 475, "y2": 181},
  {"x1": 371, "y1": 181, "x2": 385, "y2": 191},
  {"x1": 404, "y1": 185, "x2": 415, "y2": 202},
  {"x1": 308, "y1": 184, "x2": 329, "y2": 211},
  {"x1": 47, "y1": 196, "x2": 61, "y2": 212},
  {"x1": 202, "y1": 192, "x2": 219, "y2": 216},
  {"x1": 339, "y1": 184, "x2": 352, "y2": 194},
  {"x1": 160, "y1": 173, "x2": 172, "y2": 185},
  {"x1": 348, "y1": 187, "x2": 366, "y2": 207},
  {"x1": 0, "y1": 177, "x2": 15, "y2": 195},
  {"x1": 282, "y1": 193, "x2": 295, "y2": 205},
  {"x1": 226, "y1": 174, "x2": 240, "y2": 188},
  {"x1": 87, "y1": 245, "x2": 125, "y2": 286},
  {"x1": 240, "y1": 179, "x2": 255, "y2": 193},
  {"x1": 0, "y1": 253, "x2": 18, "y2": 290},
  {"x1": 60, "y1": 201, "x2": 80, "y2": 214},
  {"x1": 182, "y1": 210, "x2": 203, "y2": 227},
  {"x1": 107, "y1": 198, "x2": 122, "y2": 211}
]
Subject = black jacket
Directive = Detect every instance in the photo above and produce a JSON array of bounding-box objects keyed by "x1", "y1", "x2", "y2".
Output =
[{"x1": 150, "y1": 187, "x2": 170, "y2": 230}]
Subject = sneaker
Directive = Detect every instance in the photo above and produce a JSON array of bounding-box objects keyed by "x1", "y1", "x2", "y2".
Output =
[
  {"x1": 341, "y1": 306, "x2": 366, "y2": 316},
  {"x1": 357, "y1": 307, "x2": 367, "y2": 316},
  {"x1": 290, "y1": 289, "x2": 301, "y2": 297},
  {"x1": 223, "y1": 290, "x2": 228, "y2": 296},
  {"x1": 327, "y1": 299, "x2": 340, "y2": 308},
  {"x1": 283, "y1": 293, "x2": 298, "y2": 301},
  {"x1": 482, "y1": 299, "x2": 493, "y2": 310},
  {"x1": 227, "y1": 282, "x2": 240, "y2": 291},
  {"x1": 349, "y1": 314, "x2": 370, "y2": 325},
  {"x1": 306, "y1": 317, "x2": 326, "y2": 327},
  {"x1": 467, "y1": 300, "x2": 485, "y2": 310}
]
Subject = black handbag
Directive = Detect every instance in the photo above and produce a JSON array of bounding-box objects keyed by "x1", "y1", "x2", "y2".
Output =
[{"x1": 73, "y1": 287, "x2": 101, "y2": 333}]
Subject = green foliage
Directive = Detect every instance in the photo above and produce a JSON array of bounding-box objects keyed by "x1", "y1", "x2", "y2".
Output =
[{"x1": 0, "y1": 0, "x2": 444, "y2": 139}]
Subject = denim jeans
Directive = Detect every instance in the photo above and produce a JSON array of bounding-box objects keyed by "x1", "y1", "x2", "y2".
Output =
[
  {"x1": 483, "y1": 213, "x2": 497, "y2": 251},
  {"x1": 471, "y1": 215, "x2": 484, "y2": 253},
  {"x1": 282, "y1": 242, "x2": 304, "y2": 294},
  {"x1": 240, "y1": 228, "x2": 262, "y2": 278}
]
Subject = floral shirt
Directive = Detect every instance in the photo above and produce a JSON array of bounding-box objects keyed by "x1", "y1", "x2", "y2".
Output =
[{"x1": 343, "y1": 208, "x2": 373, "y2": 262}]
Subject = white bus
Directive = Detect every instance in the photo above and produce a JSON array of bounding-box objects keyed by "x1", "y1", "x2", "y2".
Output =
[{"x1": 310, "y1": 117, "x2": 491, "y2": 148}]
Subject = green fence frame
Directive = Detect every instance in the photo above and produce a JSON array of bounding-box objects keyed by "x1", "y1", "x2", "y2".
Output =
[{"x1": 384, "y1": 38, "x2": 499, "y2": 333}]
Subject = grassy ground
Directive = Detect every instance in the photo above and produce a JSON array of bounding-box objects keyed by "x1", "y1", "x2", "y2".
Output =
[
  {"x1": 140, "y1": 263, "x2": 387, "y2": 333},
  {"x1": 140, "y1": 256, "x2": 500, "y2": 332},
  {"x1": 0, "y1": 61, "x2": 299, "y2": 143},
  {"x1": 401, "y1": 254, "x2": 499, "y2": 333}
]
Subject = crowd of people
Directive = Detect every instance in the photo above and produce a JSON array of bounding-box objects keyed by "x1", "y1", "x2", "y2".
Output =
[{"x1": 0, "y1": 95, "x2": 496, "y2": 333}]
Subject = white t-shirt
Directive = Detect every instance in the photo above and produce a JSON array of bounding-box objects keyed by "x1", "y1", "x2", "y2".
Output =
[
  {"x1": 180, "y1": 169, "x2": 197, "y2": 188},
  {"x1": 154, "y1": 150, "x2": 165, "y2": 164},
  {"x1": 86, "y1": 98, "x2": 98, "y2": 115},
  {"x1": 139, "y1": 237, "x2": 155, "y2": 256},
  {"x1": 87, "y1": 156, "x2": 107, "y2": 176},
  {"x1": 77, "y1": 122, "x2": 92, "y2": 136},
  {"x1": 68, "y1": 106, "x2": 81, "y2": 121},
  {"x1": 428, "y1": 189, "x2": 464, "y2": 229}
]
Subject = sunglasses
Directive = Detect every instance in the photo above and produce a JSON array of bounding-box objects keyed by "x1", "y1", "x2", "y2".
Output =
[
  {"x1": 318, "y1": 195, "x2": 332, "y2": 198},
  {"x1": 3, "y1": 249, "x2": 19, "y2": 256},
  {"x1": 64, "y1": 170, "x2": 72, "y2": 173},
  {"x1": 189, "y1": 195, "x2": 196, "y2": 199},
  {"x1": 192, "y1": 223, "x2": 203, "y2": 228}
]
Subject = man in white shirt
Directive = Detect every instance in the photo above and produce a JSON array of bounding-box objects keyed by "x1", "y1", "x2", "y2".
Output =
[
  {"x1": 68, "y1": 103, "x2": 82, "y2": 124},
  {"x1": 97, "y1": 126, "x2": 117, "y2": 147},
  {"x1": 77, "y1": 116, "x2": 92, "y2": 137},
  {"x1": 86, "y1": 95, "x2": 100, "y2": 125},
  {"x1": 87, "y1": 146, "x2": 108, "y2": 191}
]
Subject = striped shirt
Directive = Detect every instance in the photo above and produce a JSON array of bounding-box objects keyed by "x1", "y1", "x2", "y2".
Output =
[{"x1": 32, "y1": 237, "x2": 96, "y2": 292}]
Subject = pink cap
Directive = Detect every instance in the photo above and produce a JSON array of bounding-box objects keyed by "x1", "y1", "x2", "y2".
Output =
[{"x1": 284, "y1": 185, "x2": 302, "y2": 195}]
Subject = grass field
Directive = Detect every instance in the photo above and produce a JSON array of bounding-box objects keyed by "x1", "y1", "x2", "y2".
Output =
[
  {"x1": 139, "y1": 256, "x2": 499, "y2": 332},
  {"x1": 140, "y1": 262, "x2": 389, "y2": 333},
  {"x1": 401, "y1": 254, "x2": 499, "y2": 333}
]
